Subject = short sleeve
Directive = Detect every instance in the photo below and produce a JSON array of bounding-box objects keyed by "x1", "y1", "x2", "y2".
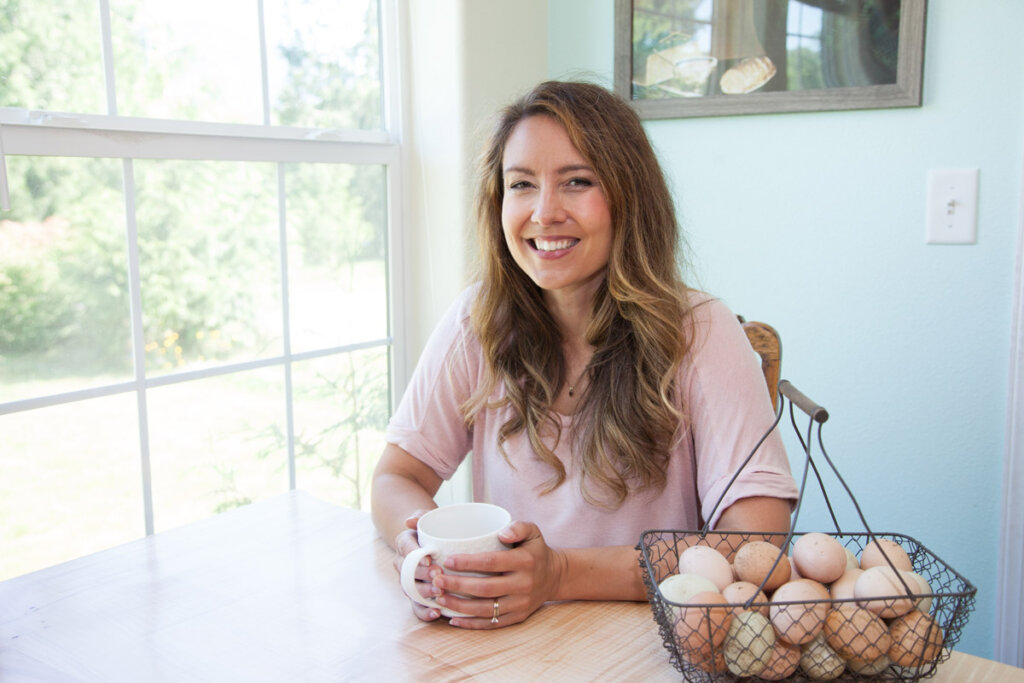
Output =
[
  {"x1": 682, "y1": 296, "x2": 798, "y2": 528},
  {"x1": 384, "y1": 288, "x2": 480, "y2": 480}
]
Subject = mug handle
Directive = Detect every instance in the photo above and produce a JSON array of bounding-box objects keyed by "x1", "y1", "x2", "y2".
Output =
[
  {"x1": 400, "y1": 546, "x2": 439, "y2": 610},
  {"x1": 399, "y1": 547, "x2": 470, "y2": 617}
]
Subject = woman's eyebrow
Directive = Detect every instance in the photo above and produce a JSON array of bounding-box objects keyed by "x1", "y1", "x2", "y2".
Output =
[{"x1": 503, "y1": 163, "x2": 595, "y2": 175}]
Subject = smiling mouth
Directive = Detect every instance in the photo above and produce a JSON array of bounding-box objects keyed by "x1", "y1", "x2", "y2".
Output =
[{"x1": 530, "y1": 237, "x2": 579, "y2": 252}]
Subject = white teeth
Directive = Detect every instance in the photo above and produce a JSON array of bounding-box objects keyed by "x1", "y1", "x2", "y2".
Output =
[{"x1": 533, "y1": 238, "x2": 577, "y2": 252}]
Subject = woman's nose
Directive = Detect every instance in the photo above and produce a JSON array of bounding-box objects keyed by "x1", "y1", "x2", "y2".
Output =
[{"x1": 532, "y1": 187, "x2": 566, "y2": 226}]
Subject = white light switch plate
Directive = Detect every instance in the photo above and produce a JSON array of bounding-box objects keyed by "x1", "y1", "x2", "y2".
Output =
[{"x1": 926, "y1": 168, "x2": 979, "y2": 244}]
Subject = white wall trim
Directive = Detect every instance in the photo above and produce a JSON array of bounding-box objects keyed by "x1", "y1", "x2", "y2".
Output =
[
  {"x1": 995, "y1": 152, "x2": 1024, "y2": 666},
  {"x1": 401, "y1": 0, "x2": 547, "y2": 505}
]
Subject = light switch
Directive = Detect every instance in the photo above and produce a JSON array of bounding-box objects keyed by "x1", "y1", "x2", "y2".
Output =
[{"x1": 926, "y1": 168, "x2": 978, "y2": 244}]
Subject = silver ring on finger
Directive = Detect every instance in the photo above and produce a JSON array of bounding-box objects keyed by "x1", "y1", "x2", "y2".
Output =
[{"x1": 491, "y1": 598, "x2": 500, "y2": 624}]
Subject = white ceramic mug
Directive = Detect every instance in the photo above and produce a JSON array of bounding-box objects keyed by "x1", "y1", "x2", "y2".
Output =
[{"x1": 399, "y1": 502, "x2": 511, "y2": 617}]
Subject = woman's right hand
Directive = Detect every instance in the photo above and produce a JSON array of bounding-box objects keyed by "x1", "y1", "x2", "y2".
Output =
[{"x1": 392, "y1": 510, "x2": 443, "y2": 622}]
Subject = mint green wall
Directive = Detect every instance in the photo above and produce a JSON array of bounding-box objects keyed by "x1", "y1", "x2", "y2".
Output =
[{"x1": 549, "y1": 0, "x2": 1024, "y2": 658}]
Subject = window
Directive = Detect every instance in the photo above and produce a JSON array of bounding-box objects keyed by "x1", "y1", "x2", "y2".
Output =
[{"x1": 0, "y1": 0, "x2": 402, "y2": 580}]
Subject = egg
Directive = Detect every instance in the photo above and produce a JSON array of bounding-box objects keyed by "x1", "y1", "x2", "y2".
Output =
[
  {"x1": 799, "y1": 632, "x2": 846, "y2": 680},
  {"x1": 659, "y1": 573, "x2": 719, "y2": 604},
  {"x1": 847, "y1": 653, "x2": 892, "y2": 676},
  {"x1": 722, "y1": 581, "x2": 770, "y2": 618},
  {"x1": 678, "y1": 545, "x2": 733, "y2": 591},
  {"x1": 757, "y1": 639, "x2": 801, "y2": 681},
  {"x1": 823, "y1": 604, "x2": 892, "y2": 663},
  {"x1": 674, "y1": 590, "x2": 733, "y2": 660},
  {"x1": 860, "y1": 538, "x2": 913, "y2": 572},
  {"x1": 905, "y1": 570, "x2": 933, "y2": 613},
  {"x1": 769, "y1": 579, "x2": 830, "y2": 645},
  {"x1": 888, "y1": 610, "x2": 944, "y2": 667},
  {"x1": 854, "y1": 566, "x2": 917, "y2": 618},
  {"x1": 843, "y1": 547, "x2": 859, "y2": 570},
  {"x1": 734, "y1": 541, "x2": 791, "y2": 591},
  {"x1": 683, "y1": 648, "x2": 727, "y2": 674},
  {"x1": 792, "y1": 533, "x2": 848, "y2": 584},
  {"x1": 723, "y1": 610, "x2": 775, "y2": 677},
  {"x1": 829, "y1": 568, "x2": 863, "y2": 603}
]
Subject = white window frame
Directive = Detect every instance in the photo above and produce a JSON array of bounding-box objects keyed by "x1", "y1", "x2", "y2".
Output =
[{"x1": 0, "y1": 0, "x2": 406, "y2": 535}]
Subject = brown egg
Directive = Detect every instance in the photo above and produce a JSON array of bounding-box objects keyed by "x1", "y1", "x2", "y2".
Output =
[
  {"x1": 829, "y1": 568, "x2": 864, "y2": 603},
  {"x1": 792, "y1": 533, "x2": 848, "y2": 584},
  {"x1": 674, "y1": 590, "x2": 733, "y2": 658},
  {"x1": 678, "y1": 545, "x2": 734, "y2": 592},
  {"x1": 734, "y1": 541, "x2": 791, "y2": 592},
  {"x1": 757, "y1": 639, "x2": 801, "y2": 681},
  {"x1": 854, "y1": 566, "x2": 916, "y2": 618},
  {"x1": 888, "y1": 610, "x2": 944, "y2": 666},
  {"x1": 860, "y1": 538, "x2": 913, "y2": 572},
  {"x1": 823, "y1": 604, "x2": 892, "y2": 663},
  {"x1": 769, "y1": 579, "x2": 830, "y2": 645},
  {"x1": 683, "y1": 647, "x2": 727, "y2": 674},
  {"x1": 788, "y1": 555, "x2": 802, "y2": 579},
  {"x1": 722, "y1": 581, "x2": 770, "y2": 618},
  {"x1": 799, "y1": 633, "x2": 846, "y2": 680}
]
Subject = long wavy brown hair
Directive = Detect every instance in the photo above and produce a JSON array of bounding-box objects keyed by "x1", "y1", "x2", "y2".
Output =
[{"x1": 462, "y1": 81, "x2": 693, "y2": 507}]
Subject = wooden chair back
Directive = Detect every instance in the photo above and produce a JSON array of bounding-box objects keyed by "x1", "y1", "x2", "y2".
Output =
[{"x1": 739, "y1": 318, "x2": 782, "y2": 412}]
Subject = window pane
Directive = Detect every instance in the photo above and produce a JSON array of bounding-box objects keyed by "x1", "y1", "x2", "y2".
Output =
[
  {"x1": 147, "y1": 369, "x2": 287, "y2": 532},
  {"x1": 0, "y1": 156, "x2": 131, "y2": 403},
  {"x1": 285, "y1": 163, "x2": 387, "y2": 352},
  {"x1": 133, "y1": 160, "x2": 281, "y2": 375},
  {"x1": 110, "y1": 0, "x2": 263, "y2": 124},
  {"x1": 0, "y1": 0, "x2": 106, "y2": 114},
  {"x1": 264, "y1": 0, "x2": 383, "y2": 130},
  {"x1": 291, "y1": 348, "x2": 388, "y2": 510},
  {"x1": 0, "y1": 394, "x2": 143, "y2": 580}
]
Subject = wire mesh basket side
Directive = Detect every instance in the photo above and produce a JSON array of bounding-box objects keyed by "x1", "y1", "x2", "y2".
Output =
[{"x1": 639, "y1": 529, "x2": 977, "y2": 682}]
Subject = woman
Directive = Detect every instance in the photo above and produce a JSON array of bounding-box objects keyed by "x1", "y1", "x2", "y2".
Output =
[{"x1": 371, "y1": 81, "x2": 797, "y2": 629}]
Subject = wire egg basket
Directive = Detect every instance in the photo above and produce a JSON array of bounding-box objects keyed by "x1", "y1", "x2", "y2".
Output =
[{"x1": 638, "y1": 381, "x2": 977, "y2": 682}]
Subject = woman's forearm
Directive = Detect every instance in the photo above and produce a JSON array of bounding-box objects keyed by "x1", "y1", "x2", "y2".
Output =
[
  {"x1": 371, "y1": 472, "x2": 437, "y2": 549},
  {"x1": 370, "y1": 444, "x2": 443, "y2": 549},
  {"x1": 552, "y1": 544, "x2": 647, "y2": 602}
]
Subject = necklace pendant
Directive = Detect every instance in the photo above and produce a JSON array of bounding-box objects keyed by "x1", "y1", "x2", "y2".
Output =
[{"x1": 568, "y1": 386, "x2": 575, "y2": 397}]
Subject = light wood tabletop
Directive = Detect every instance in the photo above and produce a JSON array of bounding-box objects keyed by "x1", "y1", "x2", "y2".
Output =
[{"x1": 1, "y1": 490, "x2": 1020, "y2": 682}]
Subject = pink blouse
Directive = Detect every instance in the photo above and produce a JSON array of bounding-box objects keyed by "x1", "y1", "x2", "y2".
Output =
[{"x1": 384, "y1": 286, "x2": 798, "y2": 549}]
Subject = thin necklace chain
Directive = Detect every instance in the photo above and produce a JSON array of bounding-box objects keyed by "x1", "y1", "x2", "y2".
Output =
[{"x1": 567, "y1": 365, "x2": 588, "y2": 398}]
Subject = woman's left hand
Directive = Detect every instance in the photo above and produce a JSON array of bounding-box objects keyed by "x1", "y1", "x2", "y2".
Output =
[{"x1": 430, "y1": 520, "x2": 567, "y2": 629}]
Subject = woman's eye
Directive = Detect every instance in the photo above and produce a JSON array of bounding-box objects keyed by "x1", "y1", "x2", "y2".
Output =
[
  {"x1": 567, "y1": 177, "x2": 594, "y2": 188},
  {"x1": 508, "y1": 180, "x2": 532, "y2": 190}
]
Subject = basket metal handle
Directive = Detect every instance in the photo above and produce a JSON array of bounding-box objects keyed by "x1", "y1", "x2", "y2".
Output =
[{"x1": 779, "y1": 380, "x2": 829, "y2": 423}]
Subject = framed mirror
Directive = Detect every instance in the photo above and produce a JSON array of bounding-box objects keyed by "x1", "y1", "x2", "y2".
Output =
[{"x1": 614, "y1": 0, "x2": 927, "y2": 119}]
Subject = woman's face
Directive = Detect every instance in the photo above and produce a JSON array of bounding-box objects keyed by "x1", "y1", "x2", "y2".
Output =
[{"x1": 500, "y1": 115, "x2": 613, "y2": 302}]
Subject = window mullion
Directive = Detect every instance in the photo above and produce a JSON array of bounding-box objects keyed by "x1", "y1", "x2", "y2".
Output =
[
  {"x1": 277, "y1": 163, "x2": 297, "y2": 491},
  {"x1": 98, "y1": 0, "x2": 118, "y2": 115},
  {"x1": 0, "y1": 124, "x2": 9, "y2": 211},
  {"x1": 257, "y1": 0, "x2": 271, "y2": 126},
  {"x1": 121, "y1": 158, "x2": 155, "y2": 536}
]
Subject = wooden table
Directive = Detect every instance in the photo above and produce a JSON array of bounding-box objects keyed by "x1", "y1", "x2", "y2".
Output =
[{"x1": 1, "y1": 491, "x2": 1021, "y2": 682}]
